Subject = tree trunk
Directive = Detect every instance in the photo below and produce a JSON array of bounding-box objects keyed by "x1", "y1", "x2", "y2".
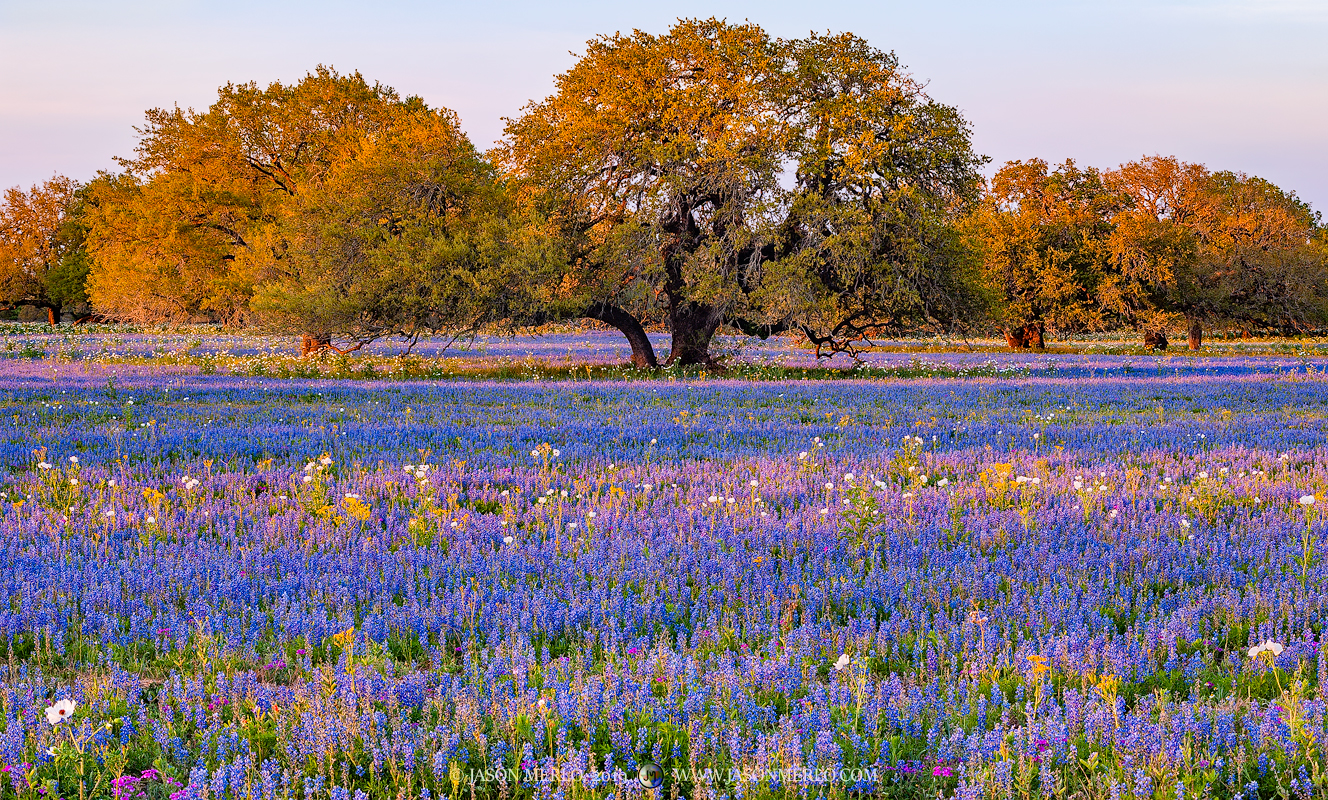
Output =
[
  {"x1": 301, "y1": 334, "x2": 332, "y2": 357},
  {"x1": 665, "y1": 301, "x2": 725, "y2": 367},
  {"x1": 1187, "y1": 319, "x2": 1203, "y2": 350},
  {"x1": 584, "y1": 303, "x2": 657, "y2": 368},
  {"x1": 1024, "y1": 322, "x2": 1045, "y2": 350},
  {"x1": 1004, "y1": 328, "x2": 1027, "y2": 349},
  {"x1": 1144, "y1": 329, "x2": 1169, "y2": 350},
  {"x1": 46, "y1": 307, "x2": 57, "y2": 326}
]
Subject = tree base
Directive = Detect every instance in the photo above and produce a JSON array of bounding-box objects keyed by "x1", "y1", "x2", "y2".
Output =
[
  {"x1": 1005, "y1": 323, "x2": 1044, "y2": 349},
  {"x1": 1144, "y1": 330, "x2": 1169, "y2": 350},
  {"x1": 664, "y1": 302, "x2": 724, "y2": 368},
  {"x1": 1187, "y1": 319, "x2": 1202, "y2": 350},
  {"x1": 301, "y1": 335, "x2": 332, "y2": 357}
]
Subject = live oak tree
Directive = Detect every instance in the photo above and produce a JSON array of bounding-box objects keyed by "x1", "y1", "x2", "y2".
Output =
[
  {"x1": 85, "y1": 67, "x2": 407, "y2": 326},
  {"x1": 1104, "y1": 156, "x2": 1327, "y2": 348},
  {"x1": 498, "y1": 20, "x2": 780, "y2": 368},
  {"x1": 246, "y1": 104, "x2": 506, "y2": 353},
  {"x1": 756, "y1": 33, "x2": 987, "y2": 357},
  {"x1": 1102, "y1": 156, "x2": 1210, "y2": 349},
  {"x1": 1195, "y1": 171, "x2": 1327, "y2": 337},
  {"x1": 499, "y1": 19, "x2": 984, "y2": 367},
  {"x1": 969, "y1": 159, "x2": 1124, "y2": 348},
  {"x1": 0, "y1": 175, "x2": 91, "y2": 324}
]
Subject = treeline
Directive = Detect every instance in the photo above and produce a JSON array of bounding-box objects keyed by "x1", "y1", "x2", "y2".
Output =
[{"x1": 2, "y1": 19, "x2": 1324, "y2": 363}]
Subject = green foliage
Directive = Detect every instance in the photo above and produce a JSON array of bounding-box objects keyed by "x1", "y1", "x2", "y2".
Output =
[{"x1": 247, "y1": 103, "x2": 509, "y2": 348}]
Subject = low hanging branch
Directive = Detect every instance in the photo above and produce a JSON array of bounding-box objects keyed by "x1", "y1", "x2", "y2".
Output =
[{"x1": 300, "y1": 335, "x2": 366, "y2": 357}]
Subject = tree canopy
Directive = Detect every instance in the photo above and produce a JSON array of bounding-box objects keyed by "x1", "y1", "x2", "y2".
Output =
[
  {"x1": 0, "y1": 175, "x2": 89, "y2": 323},
  {"x1": 1103, "y1": 156, "x2": 1327, "y2": 347},
  {"x1": 499, "y1": 19, "x2": 986, "y2": 367},
  {"x1": 246, "y1": 103, "x2": 506, "y2": 352},
  {"x1": 967, "y1": 155, "x2": 1328, "y2": 349},
  {"x1": 967, "y1": 159, "x2": 1124, "y2": 348},
  {"x1": 8, "y1": 23, "x2": 1323, "y2": 354},
  {"x1": 84, "y1": 67, "x2": 415, "y2": 326}
]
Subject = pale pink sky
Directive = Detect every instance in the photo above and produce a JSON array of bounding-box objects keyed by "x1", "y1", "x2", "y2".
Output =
[{"x1": 2, "y1": 0, "x2": 1325, "y2": 210}]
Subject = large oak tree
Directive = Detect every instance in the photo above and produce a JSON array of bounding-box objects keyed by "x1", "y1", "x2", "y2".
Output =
[
  {"x1": 85, "y1": 67, "x2": 409, "y2": 325},
  {"x1": 499, "y1": 19, "x2": 985, "y2": 367},
  {"x1": 1105, "y1": 156, "x2": 1327, "y2": 348},
  {"x1": 246, "y1": 103, "x2": 506, "y2": 352},
  {"x1": 972, "y1": 155, "x2": 1326, "y2": 349},
  {"x1": 968, "y1": 159, "x2": 1124, "y2": 348}
]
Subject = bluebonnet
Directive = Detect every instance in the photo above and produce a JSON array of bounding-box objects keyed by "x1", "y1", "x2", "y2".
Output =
[{"x1": 1, "y1": 340, "x2": 1327, "y2": 797}]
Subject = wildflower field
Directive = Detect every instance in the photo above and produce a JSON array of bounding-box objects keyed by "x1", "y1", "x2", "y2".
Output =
[{"x1": 4, "y1": 333, "x2": 1328, "y2": 800}]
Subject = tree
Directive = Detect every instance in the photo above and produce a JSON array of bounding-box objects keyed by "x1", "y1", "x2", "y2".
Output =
[
  {"x1": 1196, "y1": 171, "x2": 1326, "y2": 337},
  {"x1": 499, "y1": 19, "x2": 984, "y2": 367},
  {"x1": 1104, "y1": 156, "x2": 1327, "y2": 348},
  {"x1": 753, "y1": 33, "x2": 987, "y2": 356},
  {"x1": 499, "y1": 19, "x2": 781, "y2": 368},
  {"x1": 85, "y1": 67, "x2": 406, "y2": 324},
  {"x1": 0, "y1": 175, "x2": 90, "y2": 324},
  {"x1": 1102, "y1": 156, "x2": 1209, "y2": 349},
  {"x1": 969, "y1": 159, "x2": 1124, "y2": 348},
  {"x1": 247, "y1": 104, "x2": 508, "y2": 352}
]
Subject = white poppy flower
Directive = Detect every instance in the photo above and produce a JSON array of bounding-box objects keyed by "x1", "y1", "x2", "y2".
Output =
[
  {"x1": 1248, "y1": 640, "x2": 1284, "y2": 659},
  {"x1": 45, "y1": 699, "x2": 76, "y2": 725}
]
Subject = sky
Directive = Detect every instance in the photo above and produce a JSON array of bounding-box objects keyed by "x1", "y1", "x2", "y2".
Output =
[{"x1": 2, "y1": 0, "x2": 1325, "y2": 210}]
